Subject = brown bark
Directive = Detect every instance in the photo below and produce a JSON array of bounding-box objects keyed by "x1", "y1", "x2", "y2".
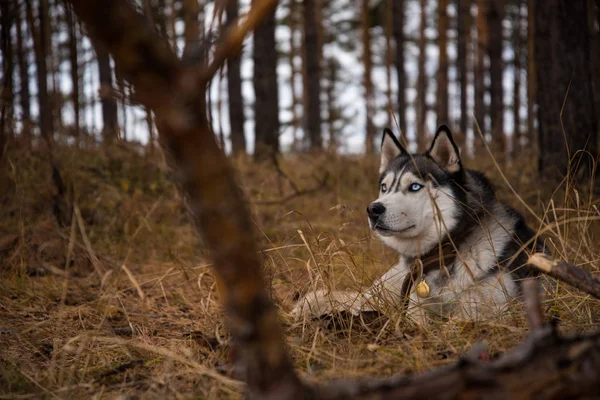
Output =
[
  {"x1": 512, "y1": 0, "x2": 523, "y2": 154},
  {"x1": 1, "y1": 0, "x2": 15, "y2": 148},
  {"x1": 392, "y1": 0, "x2": 407, "y2": 137},
  {"x1": 457, "y1": 0, "x2": 471, "y2": 136},
  {"x1": 65, "y1": 2, "x2": 80, "y2": 140},
  {"x1": 437, "y1": 0, "x2": 449, "y2": 126},
  {"x1": 15, "y1": 0, "x2": 31, "y2": 146},
  {"x1": 303, "y1": 0, "x2": 322, "y2": 150},
  {"x1": 289, "y1": 0, "x2": 300, "y2": 150},
  {"x1": 416, "y1": 0, "x2": 427, "y2": 151},
  {"x1": 253, "y1": 1, "x2": 279, "y2": 160},
  {"x1": 529, "y1": 253, "x2": 600, "y2": 299},
  {"x1": 225, "y1": 0, "x2": 246, "y2": 156},
  {"x1": 475, "y1": 0, "x2": 488, "y2": 146},
  {"x1": 527, "y1": 0, "x2": 536, "y2": 150},
  {"x1": 182, "y1": 0, "x2": 201, "y2": 47},
  {"x1": 92, "y1": 40, "x2": 119, "y2": 144},
  {"x1": 361, "y1": 0, "x2": 374, "y2": 154},
  {"x1": 26, "y1": 0, "x2": 53, "y2": 146},
  {"x1": 535, "y1": 0, "x2": 598, "y2": 177},
  {"x1": 325, "y1": 59, "x2": 338, "y2": 152},
  {"x1": 488, "y1": 0, "x2": 505, "y2": 150},
  {"x1": 384, "y1": 0, "x2": 393, "y2": 129}
]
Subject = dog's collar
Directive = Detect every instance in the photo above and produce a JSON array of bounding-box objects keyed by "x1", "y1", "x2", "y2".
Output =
[{"x1": 399, "y1": 232, "x2": 469, "y2": 310}]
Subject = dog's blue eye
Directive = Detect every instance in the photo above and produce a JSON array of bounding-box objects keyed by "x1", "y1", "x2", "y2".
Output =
[
  {"x1": 409, "y1": 183, "x2": 423, "y2": 192},
  {"x1": 381, "y1": 183, "x2": 387, "y2": 193}
]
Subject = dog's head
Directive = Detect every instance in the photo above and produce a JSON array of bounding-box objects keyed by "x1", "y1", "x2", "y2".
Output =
[{"x1": 367, "y1": 125, "x2": 465, "y2": 257}]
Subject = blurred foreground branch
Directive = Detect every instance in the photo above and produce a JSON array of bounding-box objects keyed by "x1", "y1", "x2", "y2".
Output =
[
  {"x1": 67, "y1": 1, "x2": 600, "y2": 398},
  {"x1": 67, "y1": 0, "x2": 307, "y2": 398}
]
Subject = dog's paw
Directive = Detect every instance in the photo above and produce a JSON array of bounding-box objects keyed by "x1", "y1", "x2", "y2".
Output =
[{"x1": 291, "y1": 289, "x2": 371, "y2": 320}]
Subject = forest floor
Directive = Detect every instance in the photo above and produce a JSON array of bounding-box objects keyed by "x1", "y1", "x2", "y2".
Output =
[{"x1": 1, "y1": 142, "x2": 599, "y2": 399}]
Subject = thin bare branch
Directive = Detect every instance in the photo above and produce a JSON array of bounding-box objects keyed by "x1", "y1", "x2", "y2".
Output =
[
  {"x1": 523, "y1": 278, "x2": 544, "y2": 330},
  {"x1": 529, "y1": 253, "x2": 600, "y2": 299}
]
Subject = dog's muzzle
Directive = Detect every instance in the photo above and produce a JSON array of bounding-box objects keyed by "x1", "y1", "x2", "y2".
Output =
[{"x1": 367, "y1": 202, "x2": 386, "y2": 223}]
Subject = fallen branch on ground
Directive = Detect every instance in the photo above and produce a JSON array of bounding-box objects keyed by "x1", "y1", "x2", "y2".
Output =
[{"x1": 529, "y1": 252, "x2": 600, "y2": 299}]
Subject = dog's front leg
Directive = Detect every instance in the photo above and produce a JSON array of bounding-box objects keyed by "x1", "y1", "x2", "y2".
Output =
[{"x1": 292, "y1": 289, "x2": 371, "y2": 319}]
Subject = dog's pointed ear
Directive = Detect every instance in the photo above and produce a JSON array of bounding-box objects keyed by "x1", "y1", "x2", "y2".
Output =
[
  {"x1": 427, "y1": 125, "x2": 462, "y2": 173},
  {"x1": 380, "y1": 128, "x2": 407, "y2": 173}
]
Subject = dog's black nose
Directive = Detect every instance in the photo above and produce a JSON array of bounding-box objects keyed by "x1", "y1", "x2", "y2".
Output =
[{"x1": 367, "y1": 202, "x2": 386, "y2": 219}]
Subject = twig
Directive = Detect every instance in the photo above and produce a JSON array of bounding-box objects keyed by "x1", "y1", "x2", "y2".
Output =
[
  {"x1": 200, "y1": 0, "x2": 279, "y2": 82},
  {"x1": 74, "y1": 203, "x2": 104, "y2": 279},
  {"x1": 528, "y1": 253, "x2": 600, "y2": 299},
  {"x1": 523, "y1": 278, "x2": 544, "y2": 330}
]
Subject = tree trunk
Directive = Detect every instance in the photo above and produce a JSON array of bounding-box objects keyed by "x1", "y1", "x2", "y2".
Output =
[
  {"x1": 512, "y1": 0, "x2": 523, "y2": 155},
  {"x1": 65, "y1": 2, "x2": 80, "y2": 142},
  {"x1": 252, "y1": 1, "x2": 279, "y2": 160},
  {"x1": 416, "y1": 0, "x2": 428, "y2": 151},
  {"x1": 457, "y1": 0, "x2": 471, "y2": 137},
  {"x1": 93, "y1": 40, "x2": 119, "y2": 143},
  {"x1": 289, "y1": 0, "x2": 300, "y2": 151},
  {"x1": 474, "y1": 0, "x2": 488, "y2": 145},
  {"x1": 437, "y1": 0, "x2": 449, "y2": 126},
  {"x1": 535, "y1": 0, "x2": 598, "y2": 178},
  {"x1": 1, "y1": 0, "x2": 15, "y2": 147},
  {"x1": 303, "y1": 0, "x2": 322, "y2": 150},
  {"x1": 183, "y1": 0, "x2": 200, "y2": 46},
  {"x1": 392, "y1": 0, "x2": 407, "y2": 137},
  {"x1": 325, "y1": 59, "x2": 339, "y2": 152},
  {"x1": 225, "y1": 0, "x2": 246, "y2": 156},
  {"x1": 15, "y1": 0, "x2": 31, "y2": 147},
  {"x1": 361, "y1": 0, "x2": 374, "y2": 154},
  {"x1": 384, "y1": 0, "x2": 393, "y2": 129},
  {"x1": 488, "y1": 0, "x2": 504, "y2": 150},
  {"x1": 527, "y1": 0, "x2": 536, "y2": 150},
  {"x1": 26, "y1": 0, "x2": 53, "y2": 146}
]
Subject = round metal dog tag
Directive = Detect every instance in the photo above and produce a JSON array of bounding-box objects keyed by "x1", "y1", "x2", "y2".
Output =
[{"x1": 416, "y1": 280, "x2": 430, "y2": 298}]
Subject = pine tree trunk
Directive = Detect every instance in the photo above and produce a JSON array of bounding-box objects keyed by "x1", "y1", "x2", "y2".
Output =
[
  {"x1": 183, "y1": 0, "x2": 200, "y2": 45},
  {"x1": 1, "y1": 0, "x2": 15, "y2": 146},
  {"x1": 15, "y1": 0, "x2": 31, "y2": 146},
  {"x1": 457, "y1": 0, "x2": 471, "y2": 136},
  {"x1": 474, "y1": 0, "x2": 488, "y2": 145},
  {"x1": 326, "y1": 59, "x2": 338, "y2": 151},
  {"x1": 288, "y1": 0, "x2": 300, "y2": 150},
  {"x1": 488, "y1": 0, "x2": 504, "y2": 150},
  {"x1": 361, "y1": 0, "x2": 374, "y2": 154},
  {"x1": 65, "y1": 2, "x2": 80, "y2": 142},
  {"x1": 225, "y1": 0, "x2": 246, "y2": 156},
  {"x1": 417, "y1": 0, "x2": 428, "y2": 151},
  {"x1": 253, "y1": 2, "x2": 279, "y2": 160},
  {"x1": 512, "y1": 1, "x2": 523, "y2": 155},
  {"x1": 93, "y1": 40, "x2": 119, "y2": 143},
  {"x1": 303, "y1": 0, "x2": 322, "y2": 150},
  {"x1": 535, "y1": 0, "x2": 598, "y2": 178},
  {"x1": 437, "y1": 0, "x2": 449, "y2": 126},
  {"x1": 26, "y1": 0, "x2": 53, "y2": 146},
  {"x1": 384, "y1": 0, "x2": 393, "y2": 129},
  {"x1": 392, "y1": 0, "x2": 407, "y2": 137},
  {"x1": 527, "y1": 0, "x2": 536, "y2": 150}
]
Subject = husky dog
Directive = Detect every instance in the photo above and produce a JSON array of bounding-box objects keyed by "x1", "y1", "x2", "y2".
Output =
[{"x1": 294, "y1": 125, "x2": 545, "y2": 324}]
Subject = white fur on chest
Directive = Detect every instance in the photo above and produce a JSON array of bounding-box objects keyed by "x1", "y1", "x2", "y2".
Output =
[{"x1": 368, "y1": 211, "x2": 520, "y2": 321}]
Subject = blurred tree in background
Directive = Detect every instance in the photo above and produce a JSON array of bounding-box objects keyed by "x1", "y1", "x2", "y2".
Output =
[{"x1": 0, "y1": 0, "x2": 598, "y2": 181}]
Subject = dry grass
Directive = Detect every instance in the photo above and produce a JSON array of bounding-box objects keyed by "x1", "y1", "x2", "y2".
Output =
[{"x1": 1, "y1": 143, "x2": 599, "y2": 399}]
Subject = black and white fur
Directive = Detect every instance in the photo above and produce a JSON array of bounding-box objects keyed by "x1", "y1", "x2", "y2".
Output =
[{"x1": 294, "y1": 126, "x2": 545, "y2": 323}]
